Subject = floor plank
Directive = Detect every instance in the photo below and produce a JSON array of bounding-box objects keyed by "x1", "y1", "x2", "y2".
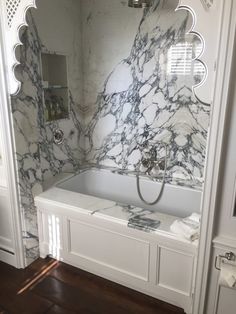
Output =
[
  {"x1": 0, "y1": 305, "x2": 8, "y2": 314},
  {"x1": 0, "y1": 258, "x2": 185, "y2": 314},
  {"x1": 34, "y1": 276, "x2": 135, "y2": 314},
  {"x1": 0, "y1": 290, "x2": 52, "y2": 314},
  {"x1": 46, "y1": 304, "x2": 77, "y2": 314},
  {"x1": 49, "y1": 263, "x2": 183, "y2": 314},
  {"x1": 0, "y1": 261, "x2": 34, "y2": 288}
]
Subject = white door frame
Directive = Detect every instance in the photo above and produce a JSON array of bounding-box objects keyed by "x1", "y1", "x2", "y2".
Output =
[
  {"x1": 0, "y1": 18, "x2": 25, "y2": 268},
  {"x1": 193, "y1": 1, "x2": 236, "y2": 313}
]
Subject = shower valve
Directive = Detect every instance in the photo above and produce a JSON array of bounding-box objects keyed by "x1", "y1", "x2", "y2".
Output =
[
  {"x1": 53, "y1": 129, "x2": 64, "y2": 145},
  {"x1": 141, "y1": 159, "x2": 151, "y2": 168}
]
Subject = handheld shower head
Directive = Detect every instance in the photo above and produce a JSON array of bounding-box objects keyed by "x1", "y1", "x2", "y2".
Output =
[{"x1": 128, "y1": 0, "x2": 152, "y2": 8}]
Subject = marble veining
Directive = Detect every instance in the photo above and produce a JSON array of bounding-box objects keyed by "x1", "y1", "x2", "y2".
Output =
[
  {"x1": 91, "y1": 201, "x2": 198, "y2": 241},
  {"x1": 92, "y1": 202, "x2": 162, "y2": 233},
  {"x1": 89, "y1": 201, "x2": 181, "y2": 237},
  {"x1": 11, "y1": 11, "x2": 84, "y2": 265},
  {"x1": 84, "y1": 0, "x2": 208, "y2": 186}
]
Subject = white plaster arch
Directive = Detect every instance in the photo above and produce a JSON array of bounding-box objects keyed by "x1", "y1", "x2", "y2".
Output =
[{"x1": 2, "y1": 0, "x2": 218, "y2": 104}]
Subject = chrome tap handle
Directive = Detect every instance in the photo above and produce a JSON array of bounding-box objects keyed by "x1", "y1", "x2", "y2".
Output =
[
  {"x1": 214, "y1": 251, "x2": 236, "y2": 270},
  {"x1": 141, "y1": 159, "x2": 151, "y2": 168}
]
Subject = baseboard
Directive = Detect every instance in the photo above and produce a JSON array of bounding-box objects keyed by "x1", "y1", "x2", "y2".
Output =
[{"x1": 0, "y1": 249, "x2": 17, "y2": 267}]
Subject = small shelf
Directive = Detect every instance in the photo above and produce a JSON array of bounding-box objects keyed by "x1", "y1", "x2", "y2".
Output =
[
  {"x1": 44, "y1": 86, "x2": 68, "y2": 90},
  {"x1": 41, "y1": 53, "x2": 69, "y2": 122}
]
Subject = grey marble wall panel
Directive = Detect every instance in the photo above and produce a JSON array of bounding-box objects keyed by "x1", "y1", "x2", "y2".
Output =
[
  {"x1": 11, "y1": 11, "x2": 83, "y2": 265},
  {"x1": 84, "y1": 0, "x2": 208, "y2": 187}
]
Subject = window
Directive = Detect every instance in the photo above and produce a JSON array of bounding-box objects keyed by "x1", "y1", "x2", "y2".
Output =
[{"x1": 167, "y1": 42, "x2": 203, "y2": 76}]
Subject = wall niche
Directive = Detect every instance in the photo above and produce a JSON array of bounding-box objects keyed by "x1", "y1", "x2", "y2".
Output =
[{"x1": 41, "y1": 53, "x2": 69, "y2": 122}]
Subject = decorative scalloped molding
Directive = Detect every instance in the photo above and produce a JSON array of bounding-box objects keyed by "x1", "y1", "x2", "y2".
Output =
[
  {"x1": 178, "y1": 0, "x2": 220, "y2": 104},
  {"x1": 2, "y1": 0, "x2": 218, "y2": 104},
  {"x1": 2, "y1": 0, "x2": 37, "y2": 95},
  {"x1": 176, "y1": 3, "x2": 208, "y2": 104}
]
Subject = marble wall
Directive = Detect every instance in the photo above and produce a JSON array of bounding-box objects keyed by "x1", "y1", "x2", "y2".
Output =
[
  {"x1": 83, "y1": 0, "x2": 208, "y2": 187},
  {"x1": 11, "y1": 0, "x2": 84, "y2": 265},
  {"x1": 11, "y1": 0, "x2": 208, "y2": 265},
  {"x1": 32, "y1": 0, "x2": 85, "y2": 181}
]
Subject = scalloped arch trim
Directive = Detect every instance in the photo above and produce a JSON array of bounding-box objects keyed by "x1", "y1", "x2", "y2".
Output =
[
  {"x1": 2, "y1": 0, "x2": 37, "y2": 95},
  {"x1": 176, "y1": 3, "x2": 208, "y2": 104},
  {"x1": 2, "y1": 0, "x2": 217, "y2": 103}
]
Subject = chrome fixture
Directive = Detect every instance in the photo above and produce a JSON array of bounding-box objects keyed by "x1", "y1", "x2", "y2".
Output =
[
  {"x1": 136, "y1": 142, "x2": 168, "y2": 206},
  {"x1": 215, "y1": 252, "x2": 236, "y2": 271},
  {"x1": 53, "y1": 129, "x2": 64, "y2": 145},
  {"x1": 128, "y1": 0, "x2": 152, "y2": 8}
]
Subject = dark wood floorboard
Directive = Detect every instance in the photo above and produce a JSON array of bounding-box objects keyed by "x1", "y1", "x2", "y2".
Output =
[
  {"x1": 0, "y1": 305, "x2": 8, "y2": 314},
  {"x1": 0, "y1": 258, "x2": 185, "y2": 314},
  {"x1": 46, "y1": 305, "x2": 77, "y2": 314}
]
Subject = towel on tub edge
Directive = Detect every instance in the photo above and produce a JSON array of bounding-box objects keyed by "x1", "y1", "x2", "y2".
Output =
[{"x1": 170, "y1": 213, "x2": 201, "y2": 241}]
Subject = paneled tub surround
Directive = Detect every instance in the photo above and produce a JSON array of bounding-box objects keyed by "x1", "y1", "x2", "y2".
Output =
[{"x1": 35, "y1": 168, "x2": 199, "y2": 314}]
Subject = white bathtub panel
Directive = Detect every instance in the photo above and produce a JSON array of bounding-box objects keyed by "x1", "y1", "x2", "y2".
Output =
[
  {"x1": 158, "y1": 246, "x2": 195, "y2": 296},
  {"x1": 36, "y1": 205, "x2": 197, "y2": 313},
  {"x1": 37, "y1": 210, "x2": 64, "y2": 259},
  {"x1": 0, "y1": 164, "x2": 6, "y2": 187},
  {"x1": 216, "y1": 286, "x2": 236, "y2": 314},
  {"x1": 67, "y1": 219, "x2": 150, "y2": 281}
]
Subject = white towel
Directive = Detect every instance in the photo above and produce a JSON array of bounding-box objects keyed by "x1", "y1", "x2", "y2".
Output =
[{"x1": 170, "y1": 213, "x2": 201, "y2": 241}]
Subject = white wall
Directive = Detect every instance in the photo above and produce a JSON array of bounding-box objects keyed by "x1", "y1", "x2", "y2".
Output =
[
  {"x1": 214, "y1": 40, "x2": 236, "y2": 239},
  {"x1": 0, "y1": 118, "x2": 14, "y2": 261},
  {"x1": 203, "y1": 2, "x2": 236, "y2": 311},
  {"x1": 0, "y1": 24, "x2": 21, "y2": 266}
]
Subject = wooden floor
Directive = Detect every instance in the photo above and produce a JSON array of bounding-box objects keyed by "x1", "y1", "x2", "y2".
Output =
[{"x1": 0, "y1": 258, "x2": 185, "y2": 314}]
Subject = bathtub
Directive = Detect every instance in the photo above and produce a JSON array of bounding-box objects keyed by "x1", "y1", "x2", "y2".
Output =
[
  {"x1": 35, "y1": 167, "x2": 200, "y2": 314},
  {"x1": 56, "y1": 168, "x2": 201, "y2": 218}
]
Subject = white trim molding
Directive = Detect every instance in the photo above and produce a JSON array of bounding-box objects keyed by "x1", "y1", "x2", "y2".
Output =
[
  {"x1": 193, "y1": 1, "x2": 236, "y2": 313},
  {"x1": 0, "y1": 0, "x2": 219, "y2": 106},
  {"x1": 178, "y1": 0, "x2": 221, "y2": 105},
  {"x1": 0, "y1": 17, "x2": 25, "y2": 268},
  {"x1": 1, "y1": 0, "x2": 37, "y2": 95}
]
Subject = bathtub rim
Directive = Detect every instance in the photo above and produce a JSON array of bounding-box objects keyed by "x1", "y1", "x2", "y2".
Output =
[
  {"x1": 55, "y1": 167, "x2": 203, "y2": 194},
  {"x1": 35, "y1": 184, "x2": 199, "y2": 247}
]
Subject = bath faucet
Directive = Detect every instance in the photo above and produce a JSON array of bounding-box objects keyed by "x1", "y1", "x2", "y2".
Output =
[
  {"x1": 139, "y1": 141, "x2": 168, "y2": 176},
  {"x1": 149, "y1": 146, "x2": 157, "y2": 161},
  {"x1": 140, "y1": 158, "x2": 162, "y2": 176},
  {"x1": 137, "y1": 143, "x2": 168, "y2": 205}
]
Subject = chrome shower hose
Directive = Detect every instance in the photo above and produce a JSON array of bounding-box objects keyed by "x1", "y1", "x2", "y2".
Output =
[{"x1": 136, "y1": 144, "x2": 168, "y2": 206}]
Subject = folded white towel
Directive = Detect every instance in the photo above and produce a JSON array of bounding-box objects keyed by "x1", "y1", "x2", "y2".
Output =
[
  {"x1": 170, "y1": 213, "x2": 201, "y2": 241},
  {"x1": 186, "y1": 213, "x2": 201, "y2": 224}
]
